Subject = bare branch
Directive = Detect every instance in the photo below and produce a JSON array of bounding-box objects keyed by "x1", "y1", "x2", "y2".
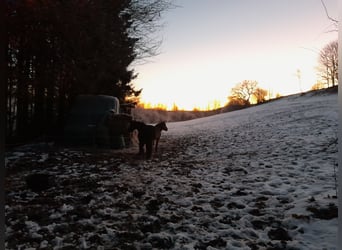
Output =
[
  {"x1": 123, "y1": 0, "x2": 175, "y2": 62},
  {"x1": 320, "y1": 0, "x2": 338, "y2": 32}
]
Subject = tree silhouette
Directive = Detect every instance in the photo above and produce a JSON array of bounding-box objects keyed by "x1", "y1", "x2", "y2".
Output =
[
  {"x1": 5, "y1": 0, "x2": 171, "y2": 144},
  {"x1": 229, "y1": 80, "x2": 258, "y2": 106},
  {"x1": 254, "y1": 88, "x2": 268, "y2": 104},
  {"x1": 317, "y1": 40, "x2": 338, "y2": 88}
]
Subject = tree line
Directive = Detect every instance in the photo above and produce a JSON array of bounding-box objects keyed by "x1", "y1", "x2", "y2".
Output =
[{"x1": 5, "y1": 0, "x2": 171, "y2": 144}]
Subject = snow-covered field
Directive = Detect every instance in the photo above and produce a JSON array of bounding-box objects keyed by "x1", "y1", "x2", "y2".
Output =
[{"x1": 5, "y1": 90, "x2": 338, "y2": 249}]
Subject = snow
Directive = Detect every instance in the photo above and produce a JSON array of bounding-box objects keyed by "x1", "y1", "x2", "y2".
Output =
[{"x1": 5, "y1": 91, "x2": 338, "y2": 249}]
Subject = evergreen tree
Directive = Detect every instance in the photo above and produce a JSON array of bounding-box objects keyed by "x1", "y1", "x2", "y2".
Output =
[{"x1": 5, "y1": 0, "x2": 171, "y2": 143}]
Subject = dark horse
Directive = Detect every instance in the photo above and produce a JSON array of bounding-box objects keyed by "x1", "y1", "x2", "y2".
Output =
[
  {"x1": 129, "y1": 121, "x2": 168, "y2": 159},
  {"x1": 154, "y1": 121, "x2": 168, "y2": 152}
]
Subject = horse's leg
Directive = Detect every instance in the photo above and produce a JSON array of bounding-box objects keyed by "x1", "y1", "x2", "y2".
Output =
[
  {"x1": 155, "y1": 138, "x2": 159, "y2": 152},
  {"x1": 146, "y1": 140, "x2": 153, "y2": 159},
  {"x1": 137, "y1": 133, "x2": 144, "y2": 155},
  {"x1": 139, "y1": 142, "x2": 144, "y2": 155}
]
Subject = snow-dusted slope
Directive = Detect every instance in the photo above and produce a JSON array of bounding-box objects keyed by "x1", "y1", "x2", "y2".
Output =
[
  {"x1": 164, "y1": 92, "x2": 338, "y2": 249},
  {"x1": 5, "y1": 91, "x2": 338, "y2": 249}
]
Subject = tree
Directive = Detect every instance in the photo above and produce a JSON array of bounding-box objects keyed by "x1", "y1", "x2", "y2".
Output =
[
  {"x1": 254, "y1": 88, "x2": 268, "y2": 104},
  {"x1": 316, "y1": 40, "x2": 338, "y2": 87},
  {"x1": 311, "y1": 81, "x2": 325, "y2": 90},
  {"x1": 172, "y1": 102, "x2": 179, "y2": 111},
  {"x1": 228, "y1": 80, "x2": 258, "y2": 106},
  {"x1": 5, "y1": 0, "x2": 172, "y2": 144}
]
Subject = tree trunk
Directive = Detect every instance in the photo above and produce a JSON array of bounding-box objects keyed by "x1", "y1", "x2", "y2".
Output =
[
  {"x1": 16, "y1": 51, "x2": 30, "y2": 142},
  {"x1": 1, "y1": 0, "x2": 7, "y2": 148}
]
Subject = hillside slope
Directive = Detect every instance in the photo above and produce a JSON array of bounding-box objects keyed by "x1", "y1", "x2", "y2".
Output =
[
  {"x1": 132, "y1": 86, "x2": 338, "y2": 124},
  {"x1": 163, "y1": 90, "x2": 338, "y2": 249},
  {"x1": 5, "y1": 91, "x2": 338, "y2": 249}
]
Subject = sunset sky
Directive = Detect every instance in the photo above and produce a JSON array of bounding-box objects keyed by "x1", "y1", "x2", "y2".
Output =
[{"x1": 133, "y1": 0, "x2": 338, "y2": 111}]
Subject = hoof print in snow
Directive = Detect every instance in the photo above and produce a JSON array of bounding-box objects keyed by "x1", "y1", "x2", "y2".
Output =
[
  {"x1": 291, "y1": 213, "x2": 310, "y2": 222},
  {"x1": 147, "y1": 233, "x2": 174, "y2": 249},
  {"x1": 118, "y1": 231, "x2": 144, "y2": 242},
  {"x1": 255, "y1": 196, "x2": 269, "y2": 202},
  {"x1": 167, "y1": 214, "x2": 183, "y2": 223},
  {"x1": 268, "y1": 227, "x2": 292, "y2": 241},
  {"x1": 26, "y1": 173, "x2": 54, "y2": 192},
  {"x1": 277, "y1": 196, "x2": 292, "y2": 204},
  {"x1": 80, "y1": 194, "x2": 93, "y2": 204},
  {"x1": 249, "y1": 208, "x2": 264, "y2": 216},
  {"x1": 210, "y1": 198, "x2": 224, "y2": 209},
  {"x1": 227, "y1": 202, "x2": 245, "y2": 209},
  {"x1": 191, "y1": 205, "x2": 204, "y2": 212},
  {"x1": 132, "y1": 189, "x2": 145, "y2": 198},
  {"x1": 251, "y1": 220, "x2": 268, "y2": 230},
  {"x1": 192, "y1": 182, "x2": 202, "y2": 188},
  {"x1": 232, "y1": 189, "x2": 248, "y2": 196},
  {"x1": 146, "y1": 199, "x2": 162, "y2": 214},
  {"x1": 73, "y1": 206, "x2": 92, "y2": 219},
  {"x1": 53, "y1": 223, "x2": 70, "y2": 234},
  {"x1": 307, "y1": 196, "x2": 316, "y2": 202},
  {"x1": 195, "y1": 237, "x2": 226, "y2": 249},
  {"x1": 306, "y1": 203, "x2": 338, "y2": 220},
  {"x1": 191, "y1": 182, "x2": 202, "y2": 193},
  {"x1": 255, "y1": 201, "x2": 266, "y2": 209},
  {"x1": 140, "y1": 218, "x2": 161, "y2": 233}
]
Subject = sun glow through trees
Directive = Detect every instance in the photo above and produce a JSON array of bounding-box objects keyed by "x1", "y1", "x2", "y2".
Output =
[{"x1": 138, "y1": 99, "x2": 224, "y2": 111}]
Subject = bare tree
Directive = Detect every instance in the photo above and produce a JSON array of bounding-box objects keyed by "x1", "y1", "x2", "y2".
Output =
[
  {"x1": 317, "y1": 40, "x2": 338, "y2": 87},
  {"x1": 229, "y1": 80, "x2": 258, "y2": 106}
]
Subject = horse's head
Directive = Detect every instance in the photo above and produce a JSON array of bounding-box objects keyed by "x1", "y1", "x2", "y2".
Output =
[{"x1": 158, "y1": 121, "x2": 168, "y2": 131}]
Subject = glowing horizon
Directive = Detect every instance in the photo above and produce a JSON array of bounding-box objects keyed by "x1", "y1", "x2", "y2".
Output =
[
  {"x1": 137, "y1": 98, "x2": 225, "y2": 111},
  {"x1": 132, "y1": 0, "x2": 338, "y2": 112},
  {"x1": 134, "y1": 46, "x2": 331, "y2": 111}
]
